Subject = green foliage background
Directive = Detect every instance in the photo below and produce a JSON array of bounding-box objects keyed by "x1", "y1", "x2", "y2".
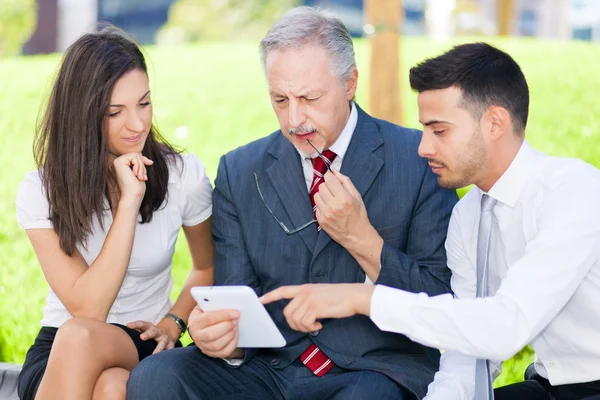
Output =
[
  {"x1": 158, "y1": 0, "x2": 300, "y2": 43},
  {"x1": 0, "y1": 37, "x2": 599, "y2": 388},
  {"x1": 0, "y1": 0, "x2": 36, "y2": 56}
]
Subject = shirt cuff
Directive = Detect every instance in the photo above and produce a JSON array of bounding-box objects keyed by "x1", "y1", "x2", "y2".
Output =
[
  {"x1": 370, "y1": 284, "x2": 417, "y2": 336},
  {"x1": 364, "y1": 263, "x2": 382, "y2": 285},
  {"x1": 21, "y1": 221, "x2": 53, "y2": 230},
  {"x1": 221, "y1": 357, "x2": 243, "y2": 366}
]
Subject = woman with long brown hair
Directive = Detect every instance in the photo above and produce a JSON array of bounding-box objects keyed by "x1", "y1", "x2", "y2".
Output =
[{"x1": 16, "y1": 27, "x2": 214, "y2": 400}]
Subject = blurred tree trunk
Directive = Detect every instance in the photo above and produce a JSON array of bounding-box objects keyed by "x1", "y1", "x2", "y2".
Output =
[
  {"x1": 497, "y1": 0, "x2": 514, "y2": 36},
  {"x1": 365, "y1": 0, "x2": 403, "y2": 125}
]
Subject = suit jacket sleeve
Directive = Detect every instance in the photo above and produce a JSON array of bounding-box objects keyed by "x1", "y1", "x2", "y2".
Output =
[
  {"x1": 211, "y1": 154, "x2": 259, "y2": 366},
  {"x1": 375, "y1": 162, "x2": 457, "y2": 296}
]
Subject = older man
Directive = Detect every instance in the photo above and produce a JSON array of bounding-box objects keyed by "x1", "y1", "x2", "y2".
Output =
[{"x1": 127, "y1": 7, "x2": 457, "y2": 400}]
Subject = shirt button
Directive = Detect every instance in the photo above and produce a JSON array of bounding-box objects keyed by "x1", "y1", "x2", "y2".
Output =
[
  {"x1": 270, "y1": 358, "x2": 280, "y2": 366},
  {"x1": 309, "y1": 330, "x2": 320, "y2": 337},
  {"x1": 548, "y1": 361, "x2": 556, "y2": 368}
]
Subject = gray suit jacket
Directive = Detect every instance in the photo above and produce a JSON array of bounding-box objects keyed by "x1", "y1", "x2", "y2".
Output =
[{"x1": 212, "y1": 105, "x2": 458, "y2": 399}]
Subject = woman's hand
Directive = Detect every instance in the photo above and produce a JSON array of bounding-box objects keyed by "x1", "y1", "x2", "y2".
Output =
[
  {"x1": 126, "y1": 320, "x2": 177, "y2": 354},
  {"x1": 110, "y1": 152, "x2": 153, "y2": 207}
]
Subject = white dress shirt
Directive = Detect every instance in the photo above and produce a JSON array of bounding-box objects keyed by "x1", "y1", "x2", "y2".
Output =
[
  {"x1": 16, "y1": 153, "x2": 213, "y2": 327},
  {"x1": 370, "y1": 141, "x2": 600, "y2": 399}
]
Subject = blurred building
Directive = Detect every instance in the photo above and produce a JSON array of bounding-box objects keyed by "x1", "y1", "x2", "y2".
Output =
[
  {"x1": 304, "y1": 0, "x2": 425, "y2": 36},
  {"x1": 565, "y1": 0, "x2": 600, "y2": 41},
  {"x1": 448, "y1": 0, "x2": 600, "y2": 41},
  {"x1": 24, "y1": 0, "x2": 174, "y2": 54},
  {"x1": 306, "y1": 0, "x2": 600, "y2": 42},
  {"x1": 98, "y1": 0, "x2": 176, "y2": 44},
  {"x1": 23, "y1": 0, "x2": 600, "y2": 55}
]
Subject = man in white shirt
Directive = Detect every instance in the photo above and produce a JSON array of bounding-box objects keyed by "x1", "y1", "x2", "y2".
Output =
[{"x1": 261, "y1": 42, "x2": 600, "y2": 399}]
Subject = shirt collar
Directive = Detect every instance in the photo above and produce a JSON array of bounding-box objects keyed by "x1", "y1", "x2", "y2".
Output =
[
  {"x1": 328, "y1": 101, "x2": 357, "y2": 162},
  {"x1": 482, "y1": 140, "x2": 538, "y2": 207}
]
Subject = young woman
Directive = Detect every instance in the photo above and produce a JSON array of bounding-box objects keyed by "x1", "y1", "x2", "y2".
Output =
[{"x1": 16, "y1": 28, "x2": 214, "y2": 400}]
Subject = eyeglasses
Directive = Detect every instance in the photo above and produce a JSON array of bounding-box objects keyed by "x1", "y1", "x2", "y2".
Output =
[{"x1": 254, "y1": 172, "x2": 316, "y2": 234}]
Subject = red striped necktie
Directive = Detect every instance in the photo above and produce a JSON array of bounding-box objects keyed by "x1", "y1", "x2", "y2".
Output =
[
  {"x1": 309, "y1": 150, "x2": 337, "y2": 232},
  {"x1": 300, "y1": 149, "x2": 337, "y2": 377},
  {"x1": 300, "y1": 343, "x2": 334, "y2": 377}
]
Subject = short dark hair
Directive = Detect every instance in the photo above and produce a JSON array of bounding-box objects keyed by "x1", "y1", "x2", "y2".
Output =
[{"x1": 409, "y1": 42, "x2": 529, "y2": 135}]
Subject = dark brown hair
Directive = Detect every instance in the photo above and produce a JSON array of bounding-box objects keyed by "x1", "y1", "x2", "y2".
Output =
[
  {"x1": 34, "y1": 27, "x2": 179, "y2": 256},
  {"x1": 409, "y1": 42, "x2": 529, "y2": 136}
]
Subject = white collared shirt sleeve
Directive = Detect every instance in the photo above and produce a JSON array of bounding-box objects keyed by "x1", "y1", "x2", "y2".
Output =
[
  {"x1": 424, "y1": 207, "x2": 476, "y2": 400},
  {"x1": 424, "y1": 351, "x2": 474, "y2": 400},
  {"x1": 16, "y1": 171, "x2": 53, "y2": 230},
  {"x1": 370, "y1": 177, "x2": 600, "y2": 364},
  {"x1": 179, "y1": 153, "x2": 213, "y2": 226}
]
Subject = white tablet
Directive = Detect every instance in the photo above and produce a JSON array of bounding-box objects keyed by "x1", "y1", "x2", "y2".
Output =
[{"x1": 190, "y1": 285, "x2": 286, "y2": 348}]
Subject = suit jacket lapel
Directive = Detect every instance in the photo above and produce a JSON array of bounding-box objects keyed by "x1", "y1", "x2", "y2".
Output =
[
  {"x1": 265, "y1": 134, "x2": 318, "y2": 252},
  {"x1": 312, "y1": 105, "x2": 385, "y2": 262}
]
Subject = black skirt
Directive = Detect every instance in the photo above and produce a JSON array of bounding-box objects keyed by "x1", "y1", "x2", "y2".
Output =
[{"x1": 17, "y1": 324, "x2": 182, "y2": 400}]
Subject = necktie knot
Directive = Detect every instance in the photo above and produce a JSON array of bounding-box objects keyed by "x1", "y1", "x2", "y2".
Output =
[
  {"x1": 311, "y1": 150, "x2": 337, "y2": 177},
  {"x1": 481, "y1": 194, "x2": 497, "y2": 213}
]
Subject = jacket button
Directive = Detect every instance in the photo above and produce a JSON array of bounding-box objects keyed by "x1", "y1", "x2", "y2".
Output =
[
  {"x1": 310, "y1": 330, "x2": 320, "y2": 337},
  {"x1": 270, "y1": 358, "x2": 280, "y2": 366}
]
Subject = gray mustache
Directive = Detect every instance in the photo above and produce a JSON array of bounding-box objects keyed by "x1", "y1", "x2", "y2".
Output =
[{"x1": 289, "y1": 126, "x2": 317, "y2": 135}]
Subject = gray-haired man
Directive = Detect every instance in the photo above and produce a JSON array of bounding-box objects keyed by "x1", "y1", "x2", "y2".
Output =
[{"x1": 127, "y1": 7, "x2": 457, "y2": 400}]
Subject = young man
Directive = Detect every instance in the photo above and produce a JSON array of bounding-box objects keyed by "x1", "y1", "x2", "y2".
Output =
[{"x1": 262, "y1": 43, "x2": 600, "y2": 399}]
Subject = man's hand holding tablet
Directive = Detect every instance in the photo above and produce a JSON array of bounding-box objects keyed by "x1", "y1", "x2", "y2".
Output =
[
  {"x1": 188, "y1": 305, "x2": 244, "y2": 358},
  {"x1": 190, "y1": 286, "x2": 286, "y2": 358}
]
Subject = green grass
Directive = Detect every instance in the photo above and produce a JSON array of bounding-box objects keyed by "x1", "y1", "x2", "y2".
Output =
[{"x1": 1, "y1": 37, "x2": 599, "y2": 389}]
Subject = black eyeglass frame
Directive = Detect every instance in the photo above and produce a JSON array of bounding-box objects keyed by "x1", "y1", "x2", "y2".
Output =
[{"x1": 253, "y1": 172, "x2": 316, "y2": 235}]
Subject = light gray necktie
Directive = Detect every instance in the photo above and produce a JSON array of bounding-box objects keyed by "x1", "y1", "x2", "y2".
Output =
[{"x1": 474, "y1": 194, "x2": 497, "y2": 400}]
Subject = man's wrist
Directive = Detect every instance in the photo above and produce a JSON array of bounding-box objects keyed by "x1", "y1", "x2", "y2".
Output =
[{"x1": 346, "y1": 225, "x2": 384, "y2": 267}]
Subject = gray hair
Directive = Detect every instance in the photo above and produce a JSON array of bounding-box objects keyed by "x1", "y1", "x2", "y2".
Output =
[{"x1": 259, "y1": 6, "x2": 356, "y2": 82}]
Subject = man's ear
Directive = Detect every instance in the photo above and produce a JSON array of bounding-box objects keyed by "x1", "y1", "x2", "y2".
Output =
[
  {"x1": 344, "y1": 66, "x2": 358, "y2": 100},
  {"x1": 486, "y1": 106, "x2": 512, "y2": 141}
]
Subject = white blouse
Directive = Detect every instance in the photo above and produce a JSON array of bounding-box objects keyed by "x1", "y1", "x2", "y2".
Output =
[{"x1": 16, "y1": 153, "x2": 213, "y2": 328}]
